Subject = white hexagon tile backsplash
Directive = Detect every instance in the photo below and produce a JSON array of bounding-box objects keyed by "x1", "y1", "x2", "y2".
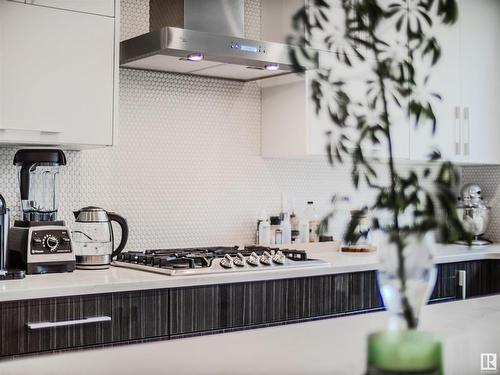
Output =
[{"x1": 0, "y1": 0, "x2": 477, "y2": 251}]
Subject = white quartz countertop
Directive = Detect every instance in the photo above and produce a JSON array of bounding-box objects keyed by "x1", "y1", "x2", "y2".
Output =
[
  {"x1": 1, "y1": 242, "x2": 500, "y2": 302},
  {"x1": 1, "y1": 294, "x2": 499, "y2": 375}
]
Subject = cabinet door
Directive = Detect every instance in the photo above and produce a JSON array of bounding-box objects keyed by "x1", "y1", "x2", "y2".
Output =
[
  {"x1": 410, "y1": 16, "x2": 460, "y2": 162},
  {"x1": 26, "y1": 0, "x2": 115, "y2": 17},
  {"x1": 1, "y1": 2, "x2": 115, "y2": 146},
  {"x1": 0, "y1": 1, "x2": 4, "y2": 133},
  {"x1": 460, "y1": 0, "x2": 500, "y2": 164}
]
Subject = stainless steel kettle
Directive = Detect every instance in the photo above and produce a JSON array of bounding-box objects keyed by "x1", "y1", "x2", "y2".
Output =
[{"x1": 72, "y1": 207, "x2": 129, "y2": 269}]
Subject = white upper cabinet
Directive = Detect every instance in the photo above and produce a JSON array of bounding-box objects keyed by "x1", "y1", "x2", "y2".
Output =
[
  {"x1": 261, "y1": 0, "x2": 303, "y2": 45},
  {"x1": 23, "y1": 0, "x2": 115, "y2": 16},
  {"x1": 261, "y1": 0, "x2": 409, "y2": 160},
  {"x1": 458, "y1": 0, "x2": 500, "y2": 164},
  {"x1": 414, "y1": 0, "x2": 500, "y2": 165},
  {"x1": 410, "y1": 12, "x2": 461, "y2": 162},
  {"x1": 0, "y1": 0, "x2": 118, "y2": 149},
  {"x1": 261, "y1": 0, "x2": 500, "y2": 165}
]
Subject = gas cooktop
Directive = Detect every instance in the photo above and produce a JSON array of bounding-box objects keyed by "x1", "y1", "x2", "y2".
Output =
[{"x1": 112, "y1": 246, "x2": 329, "y2": 276}]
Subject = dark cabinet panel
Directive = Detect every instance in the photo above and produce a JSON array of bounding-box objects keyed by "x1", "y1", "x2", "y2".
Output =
[
  {"x1": 489, "y1": 260, "x2": 500, "y2": 293},
  {"x1": 430, "y1": 260, "x2": 500, "y2": 302},
  {"x1": 0, "y1": 290, "x2": 169, "y2": 357},
  {"x1": 169, "y1": 272, "x2": 383, "y2": 336}
]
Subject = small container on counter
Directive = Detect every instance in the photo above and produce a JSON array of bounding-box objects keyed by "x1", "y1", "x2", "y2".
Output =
[
  {"x1": 270, "y1": 216, "x2": 281, "y2": 244},
  {"x1": 275, "y1": 228, "x2": 283, "y2": 244},
  {"x1": 299, "y1": 219, "x2": 310, "y2": 243},
  {"x1": 258, "y1": 218, "x2": 271, "y2": 245},
  {"x1": 280, "y1": 212, "x2": 292, "y2": 244},
  {"x1": 305, "y1": 201, "x2": 320, "y2": 243},
  {"x1": 290, "y1": 209, "x2": 300, "y2": 242}
]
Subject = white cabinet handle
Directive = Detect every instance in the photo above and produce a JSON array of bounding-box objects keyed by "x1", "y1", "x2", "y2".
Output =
[
  {"x1": 454, "y1": 106, "x2": 461, "y2": 155},
  {"x1": 463, "y1": 107, "x2": 470, "y2": 156},
  {"x1": 27, "y1": 316, "x2": 111, "y2": 330},
  {"x1": 0, "y1": 128, "x2": 62, "y2": 134}
]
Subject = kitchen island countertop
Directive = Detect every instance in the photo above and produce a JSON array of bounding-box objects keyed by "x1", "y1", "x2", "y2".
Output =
[
  {"x1": 0, "y1": 242, "x2": 499, "y2": 302},
  {"x1": 1, "y1": 294, "x2": 499, "y2": 375}
]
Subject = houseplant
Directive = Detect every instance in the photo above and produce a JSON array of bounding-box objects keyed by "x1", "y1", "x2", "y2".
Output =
[{"x1": 288, "y1": 0, "x2": 470, "y2": 372}]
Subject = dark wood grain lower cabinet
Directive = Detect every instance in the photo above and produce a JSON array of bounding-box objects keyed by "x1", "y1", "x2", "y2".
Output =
[
  {"x1": 0, "y1": 289, "x2": 169, "y2": 357},
  {"x1": 430, "y1": 260, "x2": 500, "y2": 302},
  {"x1": 169, "y1": 272, "x2": 383, "y2": 336}
]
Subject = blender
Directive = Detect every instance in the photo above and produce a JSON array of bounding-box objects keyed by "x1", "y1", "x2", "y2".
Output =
[{"x1": 8, "y1": 149, "x2": 75, "y2": 274}]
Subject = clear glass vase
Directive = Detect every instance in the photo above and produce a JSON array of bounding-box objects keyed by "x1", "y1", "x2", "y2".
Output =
[{"x1": 376, "y1": 232, "x2": 437, "y2": 330}]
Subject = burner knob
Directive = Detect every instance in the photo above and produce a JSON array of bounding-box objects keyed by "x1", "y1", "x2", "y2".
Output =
[
  {"x1": 272, "y1": 250, "x2": 286, "y2": 265},
  {"x1": 247, "y1": 252, "x2": 260, "y2": 267},
  {"x1": 44, "y1": 235, "x2": 59, "y2": 252},
  {"x1": 220, "y1": 254, "x2": 234, "y2": 269},
  {"x1": 260, "y1": 251, "x2": 273, "y2": 265},
  {"x1": 233, "y1": 253, "x2": 245, "y2": 267}
]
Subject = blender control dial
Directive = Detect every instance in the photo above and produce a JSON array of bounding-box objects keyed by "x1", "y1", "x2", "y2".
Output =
[{"x1": 43, "y1": 235, "x2": 59, "y2": 252}]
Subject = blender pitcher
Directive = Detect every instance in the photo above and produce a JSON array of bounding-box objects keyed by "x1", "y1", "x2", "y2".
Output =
[{"x1": 72, "y1": 207, "x2": 129, "y2": 269}]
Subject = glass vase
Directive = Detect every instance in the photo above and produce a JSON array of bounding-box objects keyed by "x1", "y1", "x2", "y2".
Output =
[{"x1": 376, "y1": 232, "x2": 437, "y2": 330}]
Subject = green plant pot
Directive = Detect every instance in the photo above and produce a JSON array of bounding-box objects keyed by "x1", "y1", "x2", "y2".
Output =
[{"x1": 367, "y1": 330, "x2": 443, "y2": 375}]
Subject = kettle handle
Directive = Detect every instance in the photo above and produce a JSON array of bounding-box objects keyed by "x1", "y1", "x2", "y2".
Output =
[{"x1": 108, "y1": 212, "x2": 129, "y2": 258}]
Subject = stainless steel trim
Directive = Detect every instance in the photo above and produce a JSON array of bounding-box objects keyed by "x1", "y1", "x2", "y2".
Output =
[
  {"x1": 463, "y1": 107, "x2": 470, "y2": 156},
  {"x1": 112, "y1": 257, "x2": 330, "y2": 276},
  {"x1": 184, "y1": 0, "x2": 244, "y2": 38},
  {"x1": 76, "y1": 254, "x2": 111, "y2": 269},
  {"x1": 75, "y1": 207, "x2": 109, "y2": 223},
  {"x1": 27, "y1": 316, "x2": 111, "y2": 330},
  {"x1": 0, "y1": 209, "x2": 9, "y2": 275},
  {"x1": 454, "y1": 106, "x2": 461, "y2": 155},
  {"x1": 120, "y1": 27, "x2": 316, "y2": 81}
]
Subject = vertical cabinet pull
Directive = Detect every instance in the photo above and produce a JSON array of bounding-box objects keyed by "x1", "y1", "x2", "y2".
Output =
[
  {"x1": 463, "y1": 107, "x2": 470, "y2": 156},
  {"x1": 454, "y1": 106, "x2": 461, "y2": 155},
  {"x1": 456, "y1": 270, "x2": 466, "y2": 300}
]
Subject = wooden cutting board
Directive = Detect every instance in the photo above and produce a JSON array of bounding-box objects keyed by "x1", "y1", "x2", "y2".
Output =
[{"x1": 340, "y1": 244, "x2": 377, "y2": 253}]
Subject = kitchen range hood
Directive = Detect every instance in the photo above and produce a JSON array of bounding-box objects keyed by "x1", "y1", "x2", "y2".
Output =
[{"x1": 120, "y1": 0, "x2": 314, "y2": 82}]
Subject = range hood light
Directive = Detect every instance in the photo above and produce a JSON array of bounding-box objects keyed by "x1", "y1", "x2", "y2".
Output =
[
  {"x1": 186, "y1": 52, "x2": 204, "y2": 61},
  {"x1": 265, "y1": 63, "x2": 280, "y2": 71}
]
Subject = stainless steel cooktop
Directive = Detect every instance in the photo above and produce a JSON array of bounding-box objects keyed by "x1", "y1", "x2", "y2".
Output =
[{"x1": 112, "y1": 246, "x2": 329, "y2": 276}]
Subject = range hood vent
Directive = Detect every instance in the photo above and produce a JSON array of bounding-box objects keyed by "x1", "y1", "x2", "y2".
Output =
[{"x1": 120, "y1": 0, "x2": 313, "y2": 82}]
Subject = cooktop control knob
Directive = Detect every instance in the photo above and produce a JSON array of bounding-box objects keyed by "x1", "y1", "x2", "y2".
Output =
[
  {"x1": 233, "y1": 253, "x2": 245, "y2": 267},
  {"x1": 247, "y1": 252, "x2": 260, "y2": 267},
  {"x1": 44, "y1": 235, "x2": 59, "y2": 252},
  {"x1": 220, "y1": 254, "x2": 234, "y2": 269},
  {"x1": 272, "y1": 250, "x2": 286, "y2": 265},
  {"x1": 260, "y1": 251, "x2": 273, "y2": 265}
]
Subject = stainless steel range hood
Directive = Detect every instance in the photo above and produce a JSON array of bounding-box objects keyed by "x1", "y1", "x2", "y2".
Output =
[{"x1": 120, "y1": 0, "x2": 312, "y2": 82}]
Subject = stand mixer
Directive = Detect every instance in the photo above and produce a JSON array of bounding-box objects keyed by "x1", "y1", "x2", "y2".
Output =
[
  {"x1": 8, "y1": 149, "x2": 75, "y2": 274},
  {"x1": 455, "y1": 184, "x2": 491, "y2": 246}
]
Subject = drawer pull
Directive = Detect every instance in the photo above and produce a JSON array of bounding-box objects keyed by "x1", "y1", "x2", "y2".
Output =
[{"x1": 27, "y1": 316, "x2": 111, "y2": 330}]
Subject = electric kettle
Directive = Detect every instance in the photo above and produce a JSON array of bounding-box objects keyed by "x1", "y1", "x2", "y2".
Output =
[{"x1": 72, "y1": 207, "x2": 129, "y2": 269}]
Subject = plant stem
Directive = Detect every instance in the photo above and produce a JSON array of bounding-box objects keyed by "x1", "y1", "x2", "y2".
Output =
[{"x1": 369, "y1": 27, "x2": 417, "y2": 330}]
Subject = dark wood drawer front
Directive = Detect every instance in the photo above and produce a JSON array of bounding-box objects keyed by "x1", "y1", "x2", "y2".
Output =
[
  {"x1": 0, "y1": 290, "x2": 169, "y2": 357},
  {"x1": 170, "y1": 272, "x2": 383, "y2": 336}
]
